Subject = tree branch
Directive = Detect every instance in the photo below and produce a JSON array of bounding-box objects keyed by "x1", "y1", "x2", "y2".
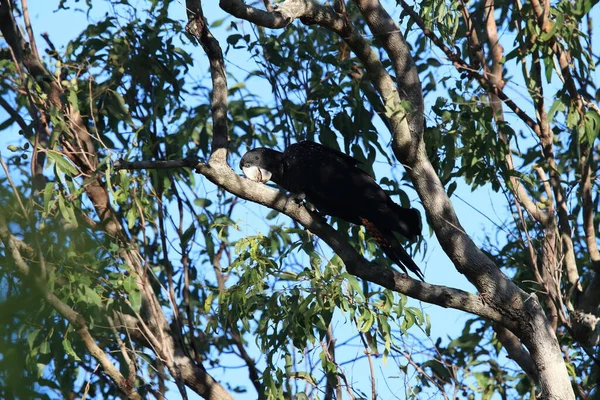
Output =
[
  {"x1": 195, "y1": 162, "x2": 508, "y2": 324},
  {"x1": 114, "y1": 158, "x2": 199, "y2": 171},
  {"x1": 353, "y1": 0, "x2": 424, "y2": 143}
]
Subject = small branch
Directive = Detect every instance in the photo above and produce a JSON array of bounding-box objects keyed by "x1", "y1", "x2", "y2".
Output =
[
  {"x1": 114, "y1": 158, "x2": 199, "y2": 171},
  {"x1": 21, "y1": 0, "x2": 40, "y2": 60},
  {"x1": 581, "y1": 142, "x2": 600, "y2": 271},
  {"x1": 108, "y1": 317, "x2": 137, "y2": 389},
  {"x1": 262, "y1": 0, "x2": 273, "y2": 12},
  {"x1": 0, "y1": 95, "x2": 29, "y2": 132},
  {"x1": 390, "y1": 342, "x2": 449, "y2": 399},
  {"x1": 0, "y1": 156, "x2": 27, "y2": 217},
  {"x1": 356, "y1": 330, "x2": 376, "y2": 400},
  {"x1": 494, "y1": 323, "x2": 538, "y2": 382},
  {"x1": 321, "y1": 326, "x2": 343, "y2": 400},
  {"x1": 458, "y1": 0, "x2": 485, "y2": 70}
]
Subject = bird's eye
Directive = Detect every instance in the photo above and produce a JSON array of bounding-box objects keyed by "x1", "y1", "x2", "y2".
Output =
[{"x1": 254, "y1": 156, "x2": 259, "y2": 160}]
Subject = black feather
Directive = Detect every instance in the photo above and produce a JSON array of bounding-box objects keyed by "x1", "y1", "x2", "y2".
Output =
[{"x1": 240, "y1": 141, "x2": 424, "y2": 280}]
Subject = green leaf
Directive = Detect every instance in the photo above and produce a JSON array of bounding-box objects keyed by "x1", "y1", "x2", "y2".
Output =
[
  {"x1": 36, "y1": 363, "x2": 47, "y2": 379},
  {"x1": 266, "y1": 209, "x2": 279, "y2": 220},
  {"x1": 211, "y1": 18, "x2": 225, "y2": 28},
  {"x1": 584, "y1": 110, "x2": 600, "y2": 144},
  {"x1": 447, "y1": 181, "x2": 457, "y2": 197},
  {"x1": 43, "y1": 183, "x2": 54, "y2": 213},
  {"x1": 67, "y1": 88, "x2": 79, "y2": 113},
  {"x1": 357, "y1": 309, "x2": 374, "y2": 332},
  {"x1": 84, "y1": 286, "x2": 103, "y2": 307},
  {"x1": 402, "y1": 311, "x2": 415, "y2": 331},
  {"x1": 104, "y1": 90, "x2": 133, "y2": 126},
  {"x1": 194, "y1": 198, "x2": 212, "y2": 208},
  {"x1": 57, "y1": 193, "x2": 78, "y2": 228},
  {"x1": 123, "y1": 275, "x2": 142, "y2": 313},
  {"x1": 539, "y1": 12, "x2": 563, "y2": 42},
  {"x1": 203, "y1": 292, "x2": 214, "y2": 314},
  {"x1": 62, "y1": 337, "x2": 81, "y2": 361},
  {"x1": 129, "y1": 290, "x2": 142, "y2": 313},
  {"x1": 39, "y1": 341, "x2": 50, "y2": 355},
  {"x1": 126, "y1": 207, "x2": 137, "y2": 229},
  {"x1": 289, "y1": 371, "x2": 318, "y2": 386},
  {"x1": 27, "y1": 329, "x2": 40, "y2": 350},
  {"x1": 46, "y1": 151, "x2": 78, "y2": 176},
  {"x1": 548, "y1": 98, "x2": 567, "y2": 121},
  {"x1": 423, "y1": 359, "x2": 451, "y2": 380}
]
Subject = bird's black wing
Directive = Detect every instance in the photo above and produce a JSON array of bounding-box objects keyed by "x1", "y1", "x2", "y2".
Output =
[
  {"x1": 280, "y1": 140, "x2": 424, "y2": 280},
  {"x1": 292, "y1": 141, "x2": 360, "y2": 168},
  {"x1": 281, "y1": 141, "x2": 379, "y2": 224}
]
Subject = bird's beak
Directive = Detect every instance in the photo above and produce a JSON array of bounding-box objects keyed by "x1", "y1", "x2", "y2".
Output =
[{"x1": 242, "y1": 166, "x2": 272, "y2": 183}]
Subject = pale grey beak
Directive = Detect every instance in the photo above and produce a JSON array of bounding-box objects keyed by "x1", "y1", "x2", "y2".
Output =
[{"x1": 242, "y1": 166, "x2": 272, "y2": 183}]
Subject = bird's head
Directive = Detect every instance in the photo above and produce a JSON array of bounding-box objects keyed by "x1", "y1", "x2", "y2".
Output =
[{"x1": 239, "y1": 147, "x2": 283, "y2": 184}]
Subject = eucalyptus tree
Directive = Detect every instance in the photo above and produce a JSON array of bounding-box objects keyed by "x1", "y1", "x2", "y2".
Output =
[{"x1": 0, "y1": 0, "x2": 598, "y2": 399}]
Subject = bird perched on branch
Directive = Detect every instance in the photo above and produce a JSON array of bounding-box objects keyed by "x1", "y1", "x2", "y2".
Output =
[{"x1": 240, "y1": 140, "x2": 424, "y2": 281}]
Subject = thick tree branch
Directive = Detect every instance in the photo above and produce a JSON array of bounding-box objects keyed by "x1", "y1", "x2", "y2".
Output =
[
  {"x1": 220, "y1": 0, "x2": 339, "y2": 29},
  {"x1": 353, "y1": 0, "x2": 424, "y2": 142}
]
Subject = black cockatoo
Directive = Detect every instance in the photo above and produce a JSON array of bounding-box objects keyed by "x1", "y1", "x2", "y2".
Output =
[{"x1": 239, "y1": 140, "x2": 424, "y2": 280}]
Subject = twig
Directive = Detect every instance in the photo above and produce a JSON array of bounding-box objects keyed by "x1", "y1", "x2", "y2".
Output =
[
  {"x1": 21, "y1": 0, "x2": 40, "y2": 60},
  {"x1": 114, "y1": 158, "x2": 199, "y2": 171},
  {"x1": 0, "y1": 155, "x2": 27, "y2": 216}
]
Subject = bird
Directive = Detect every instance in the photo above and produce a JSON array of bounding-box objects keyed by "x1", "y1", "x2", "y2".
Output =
[{"x1": 239, "y1": 140, "x2": 424, "y2": 281}]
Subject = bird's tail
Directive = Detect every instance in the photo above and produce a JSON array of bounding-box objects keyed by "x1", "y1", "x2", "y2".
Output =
[
  {"x1": 360, "y1": 218, "x2": 425, "y2": 281},
  {"x1": 390, "y1": 203, "x2": 422, "y2": 242}
]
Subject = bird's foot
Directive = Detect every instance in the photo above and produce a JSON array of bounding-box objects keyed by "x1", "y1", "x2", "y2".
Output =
[
  {"x1": 284, "y1": 193, "x2": 307, "y2": 213},
  {"x1": 293, "y1": 192, "x2": 307, "y2": 205},
  {"x1": 304, "y1": 202, "x2": 328, "y2": 223}
]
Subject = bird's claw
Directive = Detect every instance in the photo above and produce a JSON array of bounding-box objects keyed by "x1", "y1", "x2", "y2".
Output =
[{"x1": 293, "y1": 193, "x2": 307, "y2": 205}]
